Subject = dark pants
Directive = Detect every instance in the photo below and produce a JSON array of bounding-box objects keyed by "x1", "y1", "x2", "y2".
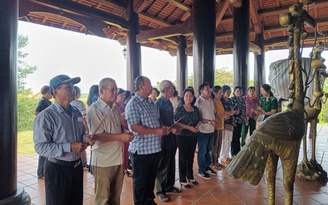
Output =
[
  {"x1": 155, "y1": 147, "x2": 177, "y2": 193},
  {"x1": 37, "y1": 155, "x2": 46, "y2": 178},
  {"x1": 241, "y1": 118, "x2": 256, "y2": 146},
  {"x1": 129, "y1": 151, "x2": 161, "y2": 205},
  {"x1": 177, "y1": 136, "x2": 198, "y2": 183},
  {"x1": 231, "y1": 123, "x2": 242, "y2": 156},
  {"x1": 197, "y1": 132, "x2": 215, "y2": 174},
  {"x1": 45, "y1": 159, "x2": 83, "y2": 205}
]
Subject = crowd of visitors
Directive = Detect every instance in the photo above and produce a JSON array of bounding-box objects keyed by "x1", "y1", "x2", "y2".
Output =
[{"x1": 33, "y1": 74, "x2": 278, "y2": 205}]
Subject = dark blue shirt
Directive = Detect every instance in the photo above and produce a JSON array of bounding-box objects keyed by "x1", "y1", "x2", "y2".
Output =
[{"x1": 156, "y1": 96, "x2": 176, "y2": 149}]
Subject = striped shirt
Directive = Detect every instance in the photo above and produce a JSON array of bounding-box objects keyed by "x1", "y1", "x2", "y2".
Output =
[
  {"x1": 33, "y1": 102, "x2": 86, "y2": 161},
  {"x1": 125, "y1": 93, "x2": 162, "y2": 155}
]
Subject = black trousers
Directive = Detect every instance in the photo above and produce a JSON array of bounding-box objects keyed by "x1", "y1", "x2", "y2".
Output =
[
  {"x1": 231, "y1": 123, "x2": 243, "y2": 156},
  {"x1": 129, "y1": 151, "x2": 161, "y2": 205},
  {"x1": 44, "y1": 159, "x2": 83, "y2": 205},
  {"x1": 177, "y1": 136, "x2": 198, "y2": 183},
  {"x1": 155, "y1": 147, "x2": 177, "y2": 193}
]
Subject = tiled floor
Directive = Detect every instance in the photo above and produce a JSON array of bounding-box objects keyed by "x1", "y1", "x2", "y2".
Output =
[{"x1": 18, "y1": 126, "x2": 328, "y2": 205}]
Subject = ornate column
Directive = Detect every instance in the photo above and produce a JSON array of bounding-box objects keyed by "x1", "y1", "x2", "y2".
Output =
[
  {"x1": 254, "y1": 33, "x2": 266, "y2": 97},
  {"x1": 0, "y1": 0, "x2": 31, "y2": 204},
  {"x1": 233, "y1": 0, "x2": 250, "y2": 93},
  {"x1": 176, "y1": 35, "x2": 187, "y2": 95},
  {"x1": 193, "y1": 0, "x2": 216, "y2": 93},
  {"x1": 126, "y1": 0, "x2": 141, "y2": 92}
]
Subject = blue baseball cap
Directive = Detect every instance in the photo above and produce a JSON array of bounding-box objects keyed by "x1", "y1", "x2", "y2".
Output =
[{"x1": 50, "y1": 74, "x2": 81, "y2": 94}]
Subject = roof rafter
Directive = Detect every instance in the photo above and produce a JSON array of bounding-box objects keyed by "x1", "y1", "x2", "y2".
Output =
[
  {"x1": 164, "y1": 0, "x2": 191, "y2": 12},
  {"x1": 216, "y1": 0, "x2": 230, "y2": 29},
  {"x1": 250, "y1": 0, "x2": 261, "y2": 34},
  {"x1": 258, "y1": 0, "x2": 327, "y2": 18},
  {"x1": 136, "y1": 19, "x2": 193, "y2": 42},
  {"x1": 33, "y1": 0, "x2": 130, "y2": 29}
]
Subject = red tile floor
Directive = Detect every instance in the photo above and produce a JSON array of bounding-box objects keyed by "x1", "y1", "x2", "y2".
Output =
[{"x1": 18, "y1": 126, "x2": 328, "y2": 205}]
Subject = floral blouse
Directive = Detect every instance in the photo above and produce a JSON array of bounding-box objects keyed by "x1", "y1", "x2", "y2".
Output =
[
  {"x1": 174, "y1": 105, "x2": 200, "y2": 137},
  {"x1": 231, "y1": 96, "x2": 246, "y2": 124}
]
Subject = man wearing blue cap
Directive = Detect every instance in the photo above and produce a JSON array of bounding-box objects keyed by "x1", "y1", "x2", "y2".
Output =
[{"x1": 33, "y1": 74, "x2": 94, "y2": 205}]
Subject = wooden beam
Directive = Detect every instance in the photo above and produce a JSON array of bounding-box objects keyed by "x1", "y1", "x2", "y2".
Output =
[
  {"x1": 33, "y1": 0, "x2": 130, "y2": 29},
  {"x1": 164, "y1": 0, "x2": 191, "y2": 12},
  {"x1": 258, "y1": 0, "x2": 327, "y2": 18},
  {"x1": 136, "y1": 20, "x2": 193, "y2": 42},
  {"x1": 249, "y1": 0, "x2": 261, "y2": 34},
  {"x1": 216, "y1": 0, "x2": 230, "y2": 29},
  {"x1": 134, "y1": 0, "x2": 148, "y2": 13},
  {"x1": 20, "y1": 0, "x2": 109, "y2": 37},
  {"x1": 87, "y1": 0, "x2": 174, "y2": 27}
]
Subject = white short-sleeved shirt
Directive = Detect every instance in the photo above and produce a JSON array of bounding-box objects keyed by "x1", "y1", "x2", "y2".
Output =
[
  {"x1": 195, "y1": 96, "x2": 216, "y2": 133},
  {"x1": 87, "y1": 98, "x2": 124, "y2": 167}
]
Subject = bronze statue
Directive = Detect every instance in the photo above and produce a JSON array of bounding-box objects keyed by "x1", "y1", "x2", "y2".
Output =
[
  {"x1": 297, "y1": 42, "x2": 328, "y2": 181},
  {"x1": 227, "y1": 3, "x2": 316, "y2": 205}
]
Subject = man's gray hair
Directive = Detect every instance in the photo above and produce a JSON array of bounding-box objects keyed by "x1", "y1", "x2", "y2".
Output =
[
  {"x1": 134, "y1": 76, "x2": 145, "y2": 92},
  {"x1": 99, "y1": 77, "x2": 116, "y2": 90},
  {"x1": 159, "y1": 80, "x2": 173, "y2": 93}
]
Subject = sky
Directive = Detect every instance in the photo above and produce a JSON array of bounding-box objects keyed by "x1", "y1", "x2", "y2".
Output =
[{"x1": 18, "y1": 21, "x2": 327, "y2": 94}]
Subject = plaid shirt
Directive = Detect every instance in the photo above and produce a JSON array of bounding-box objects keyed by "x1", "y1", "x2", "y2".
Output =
[{"x1": 125, "y1": 93, "x2": 162, "y2": 154}]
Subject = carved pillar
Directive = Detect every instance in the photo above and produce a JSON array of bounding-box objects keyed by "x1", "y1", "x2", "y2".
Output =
[
  {"x1": 193, "y1": 0, "x2": 216, "y2": 93},
  {"x1": 0, "y1": 0, "x2": 31, "y2": 204},
  {"x1": 176, "y1": 35, "x2": 187, "y2": 96},
  {"x1": 233, "y1": 0, "x2": 250, "y2": 93},
  {"x1": 254, "y1": 33, "x2": 266, "y2": 98},
  {"x1": 126, "y1": 0, "x2": 141, "y2": 92}
]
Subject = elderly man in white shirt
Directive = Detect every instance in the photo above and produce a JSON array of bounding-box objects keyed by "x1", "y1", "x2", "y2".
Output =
[{"x1": 87, "y1": 77, "x2": 133, "y2": 205}]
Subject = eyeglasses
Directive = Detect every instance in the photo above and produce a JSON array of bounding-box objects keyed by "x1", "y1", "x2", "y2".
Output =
[{"x1": 104, "y1": 87, "x2": 118, "y2": 93}]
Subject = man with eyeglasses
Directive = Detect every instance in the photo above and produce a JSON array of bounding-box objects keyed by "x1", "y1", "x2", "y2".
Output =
[
  {"x1": 33, "y1": 74, "x2": 94, "y2": 205},
  {"x1": 87, "y1": 77, "x2": 134, "y2": 205}
]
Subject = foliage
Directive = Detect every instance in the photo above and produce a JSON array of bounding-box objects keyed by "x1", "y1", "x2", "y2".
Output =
[
  {"x1": 188, "y1": 67, "x2": 234, "y2": 87},
  {"x1": 18, "y1": 35, "x2": 37, "y2": 95},
  {"x1": 17, "y1": 35, "x2": 38, "y2": 131},
  {"x1": 318, "y1": 83, "x2": 328, "y2": 123},
  {"x1": 18, "y1": 94, "x2": 38, "y2": 131}
]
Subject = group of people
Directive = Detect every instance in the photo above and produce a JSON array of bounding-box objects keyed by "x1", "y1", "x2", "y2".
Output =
[{"x1": 33, "y1": 73, "x2": 279, "y2": 205}]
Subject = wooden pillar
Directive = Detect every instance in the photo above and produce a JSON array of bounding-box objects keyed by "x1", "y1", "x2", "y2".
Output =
[
  {"x1": 233, "y1": 0, "x2": 250, "y2": 93},
  {"x1": 126, "y1": 0, "x2": 141, "y2": 92},
  {"x1": 176, "y1": 35, "x2": 187, "y2": 96},
  {"x1": 0, "y1": 0, "x2": 30, "y2": 204},
  {"x1": 254, "y1": 33, "x2": 266, "y2": 98},
  {"x1": 193, "y1": 0, "x2": 216, "y2": 93}
]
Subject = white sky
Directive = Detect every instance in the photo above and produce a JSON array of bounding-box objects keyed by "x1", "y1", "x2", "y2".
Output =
[{"x1": 18, "y1": 21, "x2": 326, "y2": 94}]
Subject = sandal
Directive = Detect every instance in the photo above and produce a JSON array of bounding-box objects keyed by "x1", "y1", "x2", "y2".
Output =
[
  {"x1": 180, "y1": 182, "x2": 192, "y2": 189},
  {"x1": 157, "y1": 192, "x2": 169, "y2": 202},
  {"x1": 189, "y1": 179, "x2": 199, "y2": 185}
]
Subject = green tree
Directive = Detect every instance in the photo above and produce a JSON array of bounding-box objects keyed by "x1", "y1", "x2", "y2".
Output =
[
  {"x1": 214, "y1": 67, "x2": 233, "y2": 86},
  {"x1": 18, "y1": 35, "x2": 37, "y2": 94},
  {"x1": 187, "y1": 67, "x2": 234, "y2": 87},
  {"x1": 17, "y1": 35, "x2": 38, "y2": 131}
]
